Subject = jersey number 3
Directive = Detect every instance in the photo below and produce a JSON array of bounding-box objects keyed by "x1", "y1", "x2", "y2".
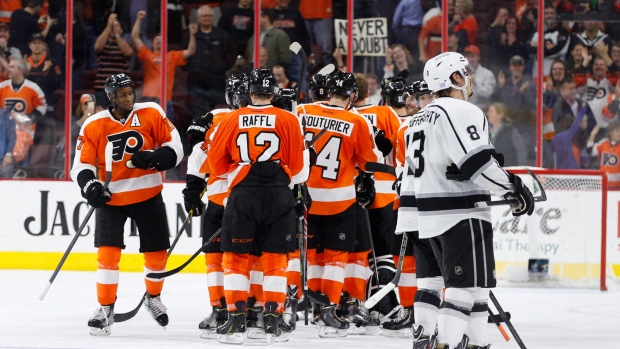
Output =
[
  {"x1": 236, "y1": 132, "x2": 280, "y2": 162},
  {"x1": 405, "y1": 131, "x2": 425, "y2": 177}
]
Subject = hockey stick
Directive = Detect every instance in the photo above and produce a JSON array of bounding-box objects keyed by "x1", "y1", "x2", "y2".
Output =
[
  {"x1": 146, "y1": 228, "x2": 222, "y2": 279},
  {"x1": 488, "y1": 307, "x2": 511, "y2": 341},
  {"x1": 475, "y1": 169, "x2": 547, "y2": 208},
  {"x1": 364, "y1": 233, "x2": 408, "y2": 309},
  {"x1": 364, "y1": 162, "x2": 396, "y2": 176},
  {"x1": 40, "y1": 142, "x2": 113, "y2": 301},
  {"x1": 114, "y1": 186, "x2": 208, "y2": 322},
  {"x1": 362, "y1": 203, "x2": 380, "y2": 290},
  {"x1": 317, "y1": 63, "x2": 335, "y2": 75},
  {"x1": 296, "y1": 185, "x2": 309, "y2": 325},
  {"x1": 489, "y1": 291, "x2": 527, "y2": 349},
  {"x1": 289, "y1": 42, "x2": 307, "y2": 106}
]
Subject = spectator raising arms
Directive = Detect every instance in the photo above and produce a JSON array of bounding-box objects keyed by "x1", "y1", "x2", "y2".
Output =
[
  {"x1": 450, "y1": 0, "x2": 477, "y2": 46},
  {"x1": 487, "y1": 14, "x2": 529, "y2": 73},
  {"x1": 132, "y1": 10, "x2": 197, "y2": 122},
  {"x1": 93, "y1": 12, "x2": 134, "y2": 109}
]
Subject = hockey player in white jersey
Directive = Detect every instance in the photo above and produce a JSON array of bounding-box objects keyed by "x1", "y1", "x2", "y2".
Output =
[{"x1": 406, "y1": 52, "x2": 535, "y2": 349}]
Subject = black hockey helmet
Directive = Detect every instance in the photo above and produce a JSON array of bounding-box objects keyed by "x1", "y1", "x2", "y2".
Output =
[
  {"x1": 381, "y1": 77, "x2": 409, "y2": 107},
  {"x1": 308, "y1": 73, "x2": 331, "y2": 101},
  {"x1": 225, "y1": 74, "x2": 244, "y2": 108},
  {"x1": 249, "y1": 68, "x2": 278, "y2": 95},
  {"x1": 409, "y1": 80, "x2": 432, "y2": 97},
  {"x1": 328, "y1": 71, "x2": 358, "y2": 100},
  {"x1": 104, "y1": 73, "x2": 134, "y2": 103},
  {"x1": 234, "y1": 73, "x2": 251, "y2": 108}
]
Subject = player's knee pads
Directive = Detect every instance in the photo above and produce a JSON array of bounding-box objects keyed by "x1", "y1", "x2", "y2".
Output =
[
  {"x1": 260, "y1": 252, "x2": 288, "y2": 274},
  {"x1": 97, "y1": 246, "x2": 121, "y2": 269},
  {"x1": 417, "y1": 276, "x2": 444, "y2": 290},
  {"x1": 222, "y1": 252, "x2": 251, "y2": 273},
  {"x1": 444, "y1": 287, "x2": 478, "y2": 308},
  {"x1": 144, "y1": 250, "x2": 167, "y2": 270}
]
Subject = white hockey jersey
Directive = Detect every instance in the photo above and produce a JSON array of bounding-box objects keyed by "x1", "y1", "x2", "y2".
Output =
[{"x1": 404, "y1": 97, "x2": 514, "y2": 239}]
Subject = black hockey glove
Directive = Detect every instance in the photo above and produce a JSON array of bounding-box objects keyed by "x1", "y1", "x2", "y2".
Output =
[
  {"x1": 446, "y1": 163, "x2": 467, "y2": 181},
  {"x1": 182, "y1": 187, "x2": 205, "y2": 216},
  {"x1": 293, "y1": 185, "x2": 312, "y2": 218},
  {"x1": 355, "y1": 172, "x2": 375, "y2": 207},
  {"x1": 82, "y1": 179, "x2": 111, "y2": 208},
  {"x1": 392, "y1": 171, "x2": 402, "y2": 196},
  {"x1": 130, "y1": 151, "x2": 159, "y2": 170},
  {"x1": 503, "y1": 172, "x2": 535, "y2": 217},
  {"x1": 492, "y1": 151, "x2": 505, "y2": 167},
  {"x1": 187, "y1": 112, "x2": 214, "y2": 147},
  {"x1": 373, "y1": 127, "x2": 393, "y2": 157}
]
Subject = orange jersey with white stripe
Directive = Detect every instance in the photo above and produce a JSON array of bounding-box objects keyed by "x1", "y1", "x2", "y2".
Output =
[
  {"x1": 208, "y1": 104, "x2": 308, "y2": 189},
  {"x1": 355, "y1": 104, "x2": 401, "y2": 209},
  {"x1": 0, "y1": 79, "x2": 47, "y2": 116},
  {"x1": 186, "y1": 108, "x2": 231, "y2": 206},
  {"x1": 71, "y1": 102, "x2": 183, "y2": 206},
  {"x1": 393, "y1": 116, "x2": 412, "y2": 209},
  {"x1": 303, "y1": 103, "x2": 381, "y2": 215},
  {"x1": 593, "y1": 139, "x2": 620, "y2": 188}
]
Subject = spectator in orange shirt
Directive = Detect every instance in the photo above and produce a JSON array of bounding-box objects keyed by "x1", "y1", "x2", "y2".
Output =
[
  {"x1": 131, "y1": 10, "x2": 197, "y2": 122},
  {"x1": 450, "y1": 0, "x2": 477, "y2": 46},
  {"x1": 588, "y1": 120, "x2": 620, "y2": 188},
  {"x1": 418, "y1": 0, "x2": 442, "y2": 64}
]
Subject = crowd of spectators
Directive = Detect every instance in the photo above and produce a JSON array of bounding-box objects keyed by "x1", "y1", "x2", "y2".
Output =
[{"x1": 1, "y1": 0, "x2": 620, "y2": 181}]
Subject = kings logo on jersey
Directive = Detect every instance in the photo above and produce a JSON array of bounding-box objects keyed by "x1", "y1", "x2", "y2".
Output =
[{"x1": 107, "y1": 131, "x2": 145, "y2": 161}]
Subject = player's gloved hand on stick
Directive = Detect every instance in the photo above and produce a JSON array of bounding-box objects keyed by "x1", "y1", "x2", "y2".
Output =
[
  {"x1": 187, "y1": 112, "x2": 214, "y2": 146},
  {"x1": 292, "y1": 185, "x2": 311, "y2": 217},
  {"x1": 503, "y1": 172, "x2": 535, "y2": 216},
  {"x1": 356, "y1": 172, "x2": 375, "y2": 207},
  {"x1": 130, "y1": 151, "x2": 159, "y2": 170},
  {"x1": 82, "y1": 179, "x2": 111, "y2": 208},
  {"x1": 446, "y1": 163, "x2": 467, "y2": 181},
  {"x1": 392, "y1": 172, "x2": 402, "y2": 196},
  {"x1": 182, "y1": 187, "x2": 205, "y2": 216}
]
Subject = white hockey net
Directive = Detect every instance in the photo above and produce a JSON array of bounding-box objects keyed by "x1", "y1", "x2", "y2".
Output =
[{"x1": 491, "y1": 170, "x2": 610, "y2": 290}]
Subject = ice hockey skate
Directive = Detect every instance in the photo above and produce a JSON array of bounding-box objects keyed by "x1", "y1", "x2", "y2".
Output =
[
  {"x1": 263, "y1": 301, "x2": 292, "y2": 344},
  {"x1": 343, "y1": 300, "x2": 381, "y2": 335},
  {"x1": 217, "y1": 301, "x2": 247, "y2": 344},
  {"x1": 316, "y1": 304, "x2": 349, "y2": 338},
  {"x1": 283, "y1": 285, "x2": 299, "y2": 330},
  {"x1": 381, "y1": 305, "x2": 413, "y2": 337},
  {"x1": 412, "y1": 325, "x2": 437, "y2": 349},
  {"x1": 198, "y1": 305, "x2": 227, "y2": 339},
  {"x1": 246, "y1": 299, "x2": 265, "y2": 340},
  {"x1": 143, "y1": 293, "x2": 168, "y2": 327},
  {"x1": 88, "y1": 304, "x2": 114, "y2": 336}
]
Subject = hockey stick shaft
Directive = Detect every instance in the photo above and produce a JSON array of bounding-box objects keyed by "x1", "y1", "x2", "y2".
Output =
[
  {"x1": 363, "y1": 205, "x2": 380, "y2": 287},
  {"x1": 365, "y1": 233, "x2": 408, "y2": 308},
  {"x1": 476, "y1": 169, "x2": 547, "y2": 208},
  {"x1": 488, "y1": 307, "x2": 511, "y2": 341},
  {"x1": 489, "y1": 291, "x2": 527, "y2": 349},
  {"x1": 40, "y1": 143, "x2": 113, "y2": 301}
]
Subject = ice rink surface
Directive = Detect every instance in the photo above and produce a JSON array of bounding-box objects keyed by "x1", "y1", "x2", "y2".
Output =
[{"x1": 1, "y1": 270, "x2": 619, "y2": 349}]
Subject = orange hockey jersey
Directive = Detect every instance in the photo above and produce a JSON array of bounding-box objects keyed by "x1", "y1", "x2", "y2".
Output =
[
  {"x1": 355, "y1": 104, "x2": 401, "y2": 209},
  {"x1": 186, "y1": 108, "x2": 232, "y2": 206},
  {"x1": 593, "y1": 139, "x2": 620, "y2": 189},
  {"x1": 71, "y1": 102, "x2": 183, "y2": 206},
  {"x1": 0, "y1": 78, "x2": 47, "y2": 115},
  {"x1": 302, "y1": 103, "x2": 381, "y2": 215},
  {"x1": 208, "y1": 104, "x2": 308, "y2": 189}
]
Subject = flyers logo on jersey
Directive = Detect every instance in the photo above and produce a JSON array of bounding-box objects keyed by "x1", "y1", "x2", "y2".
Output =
[
  {"x1": 602, "y1": 152, "x2": 618, "y2": 166},
  {"x1": 4, "y1": 98, "x2": 27, "y2": 113},
  {"x1": 107, "y1": 131, "x2": 145, "y2": 161}
]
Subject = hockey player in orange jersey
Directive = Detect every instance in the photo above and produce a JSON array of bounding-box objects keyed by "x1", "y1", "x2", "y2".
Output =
[
  {"x1": 70, "y1": 73, "x2": 183, "y2": 336},
  {"x1": 301, "y1": 71, "x2": 382, "y2": 338},
  {"x1": 207, "y1": 69, "x2": 309, "y2": 344}
]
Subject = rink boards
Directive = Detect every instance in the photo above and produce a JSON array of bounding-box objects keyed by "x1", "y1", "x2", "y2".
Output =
[{"x1": 1, "y1": 180, "x2": 619, "y2": 286}]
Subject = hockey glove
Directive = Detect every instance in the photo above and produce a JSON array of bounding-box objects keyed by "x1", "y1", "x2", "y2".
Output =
[
  {"x1": 355, "y1": 172, "x2": 376, "y2": 207},
  {"x1": 187, "y1": 112, "x2": 214, "y2": 147},
  {"x1": 130, "y1": 151, "x2": 158, "y2": 170},
  {"x1": 373, "y1": 127, "x2": 393, "y2": 157},
  {"x1": 293, "y1": 185, "x2": 312, "y2": 218},
  {"x1": 503, "y1": 172, "x2": 535, "y2": 217},
  {"x1": 82, "y1": 179, "x2": 111, "y2": 208},
  {"x1": 446, "y1": 163, "x2": 467, "y2": 181},
  {"x1": 182, "y1": 187, "x2": 205, "y2": 216},
  {"x1": 392, "y1": 171, "x2": 402, "y2": 196}
]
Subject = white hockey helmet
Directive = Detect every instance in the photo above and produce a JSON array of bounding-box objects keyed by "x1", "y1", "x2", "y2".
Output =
[{"x1": 423, "y1": 52, "x2": 475, "y2": 98}]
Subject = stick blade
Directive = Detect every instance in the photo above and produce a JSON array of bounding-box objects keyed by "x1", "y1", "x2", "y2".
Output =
[
  {"x1": 317, "y1": 63, "x2": 335, "y2": 75},
  {"x1": 364, "y1": 282, "x2": 396, "y2": 309},
  {"x1": 289, "y1": 42, "x2": 302, "y2": 55},
  {"x1": 104, "y1": 142, "x2": 113, "y2": 173}
]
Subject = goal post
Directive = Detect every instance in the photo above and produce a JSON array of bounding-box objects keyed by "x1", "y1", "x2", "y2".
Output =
[{"x1": 491, "y1": 169, "x2": 609, "y2": 291}]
